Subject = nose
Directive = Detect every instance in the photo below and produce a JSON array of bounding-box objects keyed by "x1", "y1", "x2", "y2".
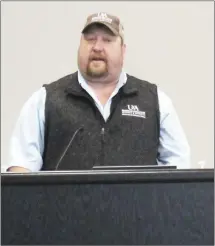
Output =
[{"x1": 92, "y1": 39, "x2": 104, "y2": 52}]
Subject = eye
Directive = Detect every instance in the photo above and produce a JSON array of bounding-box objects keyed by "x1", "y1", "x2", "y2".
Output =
[
  {"x1": 103, "y1": 37, "x2": 112, "y2": 43},
  {"x1": 85, "y1": 35, "x2": 96, "y2": 42},
  {"x1": 88, "y1": 38, "x2": 95, "y2": 42}
]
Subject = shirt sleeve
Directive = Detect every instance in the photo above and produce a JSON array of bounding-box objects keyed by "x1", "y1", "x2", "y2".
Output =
[
  {"x1": 157, "y1": 88, "x2": 191, "y2": 169},
  {"x1": 4, "y1": 87, "x2": 46, "y2": 172}
]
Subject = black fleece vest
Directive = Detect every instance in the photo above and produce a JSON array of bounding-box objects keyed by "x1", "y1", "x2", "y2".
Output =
[{"x1": 42, "y1": 72, "x2": 160, "y2": 170}]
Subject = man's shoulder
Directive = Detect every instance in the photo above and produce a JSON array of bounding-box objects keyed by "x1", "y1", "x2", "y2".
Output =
[
  {"x1": 43, "y1": 71, "x2": 78, "y2": 90},
  {"x1": 126, "y1": 73, "x2": 158, "y2": 93},
  {"x1": 127, "y1": 73, "x2": 172, "y2": 103}
]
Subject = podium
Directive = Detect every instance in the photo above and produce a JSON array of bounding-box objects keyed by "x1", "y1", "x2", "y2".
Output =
[{"x1": 2, "y1": 169, "x2": 214, "y2": 245}]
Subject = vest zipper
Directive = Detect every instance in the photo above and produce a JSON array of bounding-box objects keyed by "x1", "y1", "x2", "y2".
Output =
[{"x1": 101, "y1": 127, "x2": 105, "y2": 166}]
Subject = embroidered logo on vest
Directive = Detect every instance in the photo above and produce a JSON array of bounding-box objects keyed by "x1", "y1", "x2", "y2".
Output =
[{"x1": 122, "y1": 105, "x2": 146, "y2": 118}]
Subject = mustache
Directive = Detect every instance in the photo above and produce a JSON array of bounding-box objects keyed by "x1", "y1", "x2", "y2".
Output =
[{"x1": 89, "y1": 54, "x2": 107, "y2": 62}]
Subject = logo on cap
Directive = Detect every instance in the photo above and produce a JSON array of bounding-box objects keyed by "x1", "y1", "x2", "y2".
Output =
[{"x1": 91, "y1": 12, "x2": 113, "y2": 24}]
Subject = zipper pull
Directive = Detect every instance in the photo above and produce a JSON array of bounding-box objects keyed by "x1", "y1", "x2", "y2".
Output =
[{"x1": 101, "y1": 128, "x2": 105, "y2": 142}]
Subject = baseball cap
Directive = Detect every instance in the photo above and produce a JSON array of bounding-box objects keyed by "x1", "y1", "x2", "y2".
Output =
[{"x1": 82, "y1": 12, "x2": 124, "y2": 42}]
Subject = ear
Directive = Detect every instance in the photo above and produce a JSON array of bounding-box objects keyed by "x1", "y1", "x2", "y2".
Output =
[{"x1": 122, "y1": 43, "x2": 126, "y2": 58}]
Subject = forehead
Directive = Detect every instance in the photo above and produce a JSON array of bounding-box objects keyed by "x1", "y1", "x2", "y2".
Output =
[{"x1": 83, "y1": 23, "x2": 115, "y2": 36}]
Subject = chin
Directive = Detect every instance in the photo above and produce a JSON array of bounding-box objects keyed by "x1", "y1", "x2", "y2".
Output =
[{"x1": 87, "y1": 68, "x2": 108, "y2": 78}]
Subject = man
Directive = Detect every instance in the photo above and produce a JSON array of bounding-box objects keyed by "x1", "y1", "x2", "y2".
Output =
[{"x1": 6, "y1": 12, "x2": 190, "y2": 172}]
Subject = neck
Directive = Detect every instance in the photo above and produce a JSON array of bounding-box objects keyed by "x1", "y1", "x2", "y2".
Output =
[
  {"x1": 87, "y1": 78, "x2": 119, "y2": 106},
  {"x1": 79, "y1": 70, "x2": 123, "y2": 105},
  {"x1": 87, "y1": 79, "x2": 118, "y2": 90},
  {"x1": 80, "y1": 69, "x2": 122, "y2": 87}
]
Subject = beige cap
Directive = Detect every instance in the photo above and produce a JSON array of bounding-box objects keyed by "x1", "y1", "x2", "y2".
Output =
[{"x1": 82, "y1": 12, "x2": 124, "y2": 42}]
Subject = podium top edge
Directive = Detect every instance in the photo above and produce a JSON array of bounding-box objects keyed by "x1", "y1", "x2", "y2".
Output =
[{"x1": 1, "y1": 169, "x2": 214, "y2": 185}]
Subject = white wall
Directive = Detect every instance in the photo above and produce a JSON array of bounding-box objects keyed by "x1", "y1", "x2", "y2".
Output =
[{"x1": 1, "y1": 1, "x2": 214, "y2": 170}]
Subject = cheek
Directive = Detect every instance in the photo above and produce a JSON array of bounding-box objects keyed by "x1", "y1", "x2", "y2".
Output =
[
  {"x1": 107, "y1": 48, "x2": 123, "y2": 65},
  {"x1": 79, "y1": 48, "x2": 90, "y2": 65}
]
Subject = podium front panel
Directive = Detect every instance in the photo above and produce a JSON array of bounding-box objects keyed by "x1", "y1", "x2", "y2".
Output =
[{"x1": 2, "y1": 169, "x2": 214, "y2": 245}]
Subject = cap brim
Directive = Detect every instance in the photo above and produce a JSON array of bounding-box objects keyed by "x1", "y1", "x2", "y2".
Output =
[{"x1": 82, "y1": 21, "x2": 118, "y2": 36}]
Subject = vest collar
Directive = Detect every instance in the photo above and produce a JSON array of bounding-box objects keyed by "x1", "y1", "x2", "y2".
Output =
[
  {"x1": 65, "y1": 72, "x2": 85, "y2": 96},
  {"x1": 121, "y1": 76, "x2": 138, "y2": 95},
  {"x1": 65, "y1": 71, "x2": 138, "y2": 96}
]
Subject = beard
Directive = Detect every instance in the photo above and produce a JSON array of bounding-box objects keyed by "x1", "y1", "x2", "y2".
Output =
[{"x1": 86, "y1": 54, "x2": 108, "y2": 78}]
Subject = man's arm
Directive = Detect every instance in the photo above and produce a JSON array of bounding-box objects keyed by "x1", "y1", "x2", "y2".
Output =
[
  {"x1": 5, "y1": 87, "x2": 46, "y2": 172},
  {"x1": 157, "y1": 88, "x2": 191, "y2": 169}
]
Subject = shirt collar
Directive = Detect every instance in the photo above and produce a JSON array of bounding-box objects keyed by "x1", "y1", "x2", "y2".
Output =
[{"x1": 77, "y1": 69, "x2": 127, "y2": 90}]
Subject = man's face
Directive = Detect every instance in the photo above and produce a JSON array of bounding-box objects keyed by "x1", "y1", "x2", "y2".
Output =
[{"x1": 78, "y1": 24, "x2": 126, "y2": 82}]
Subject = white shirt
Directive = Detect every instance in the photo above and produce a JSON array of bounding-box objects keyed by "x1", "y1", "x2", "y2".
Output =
[{"x1": 4, "y1": 70, "x2": 191, "y2": 172}]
